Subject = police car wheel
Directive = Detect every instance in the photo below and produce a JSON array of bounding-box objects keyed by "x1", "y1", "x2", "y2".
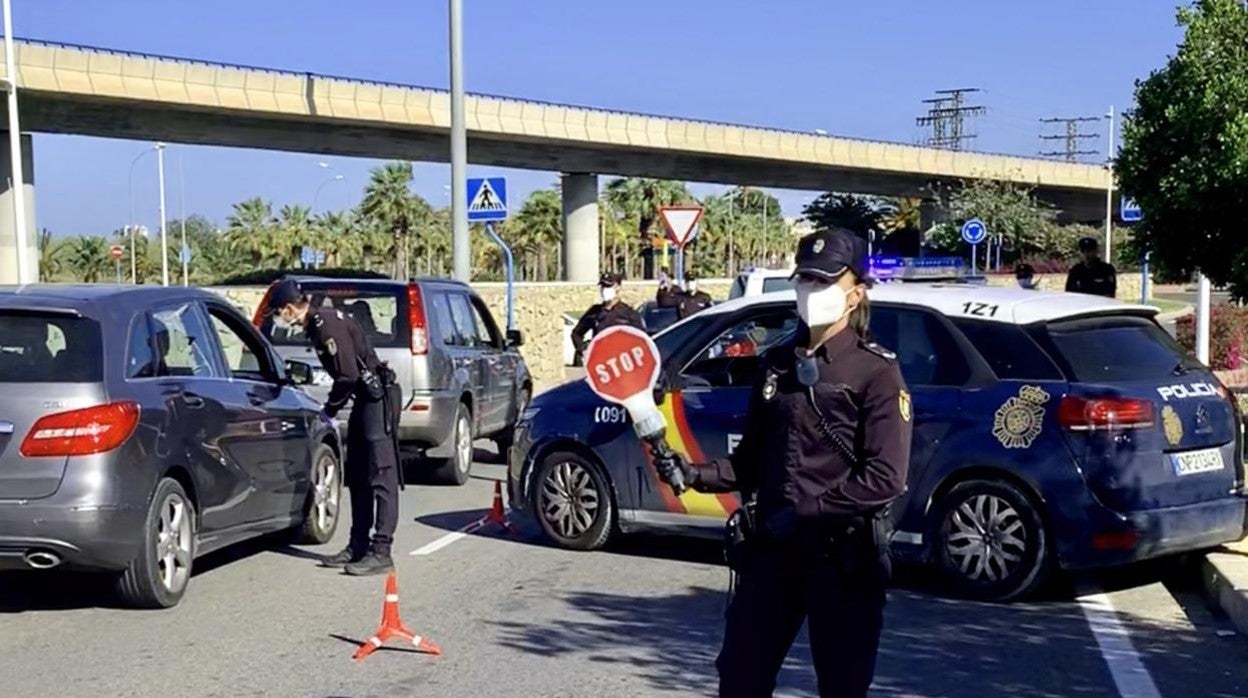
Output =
[
  {"x1": 931, "y1": 480, "x2": 1051, "y2": 603},
  {"x1": 534, "y1": 451, "x2": 614, "y2": 551},
  {"x1": 296, "y1": 444, "x2": 342, "y2": 545}
]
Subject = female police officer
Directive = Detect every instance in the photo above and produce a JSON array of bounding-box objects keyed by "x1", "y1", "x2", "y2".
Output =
[{"x1": 655, "y1": 228, "x2": 912, "y2": 697}]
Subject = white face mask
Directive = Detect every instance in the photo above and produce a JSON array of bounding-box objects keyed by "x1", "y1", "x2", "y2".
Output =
[
  {"x1": 600, "y1": 286, "x2": 618, "y2": 304},
  {"x1": 796, "y1": 282, "x2": 849, "y2": 328},
  {"x1": 687, "y1": 281, "x2": 698, "y2": 293}
]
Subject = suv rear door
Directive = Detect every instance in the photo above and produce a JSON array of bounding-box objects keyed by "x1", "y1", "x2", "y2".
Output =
[
  {"x1": 0, "y1": 309, "x2": 107, "y2": 500},
  {"x1": 1032, "y1": 313, "x2": 1241, "y2": 512}
]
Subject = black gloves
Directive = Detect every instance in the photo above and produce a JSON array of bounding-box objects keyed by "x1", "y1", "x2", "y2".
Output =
[{"x1": 653, "y1": 448, "x2": 696, "y2": 494}]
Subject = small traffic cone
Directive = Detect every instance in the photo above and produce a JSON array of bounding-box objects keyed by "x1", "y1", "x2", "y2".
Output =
[
  {"x1": 484, "y1": 480, "x2": 512, "y2": 532},
  {"x1": 352, "y1": 572, "x2": 442, "y2": 662}
]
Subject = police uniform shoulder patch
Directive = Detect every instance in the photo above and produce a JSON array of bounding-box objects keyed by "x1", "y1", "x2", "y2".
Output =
[
  {"x1": 325, "y1": 337, "x2": 337, "y2": 356},
  {"x1": 761, "y1": 372, "x2": 778, "y2": 401},
  {"x1": 861, "y1": 341, "x2": 896, "y2": 361},
  {"x1": 992, "y1": 385, "x2": 1050, "y2": 448},
  {"x1": 899, "y1": 389, "x2": 911, "y2": 423}
]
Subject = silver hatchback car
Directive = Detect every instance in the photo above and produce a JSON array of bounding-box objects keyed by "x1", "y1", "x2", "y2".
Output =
[
  {"x1": 0, "y1": 285, "x2": 343, "y2": 608},
  {"x1": 255, "y1": 277, "x2": 531, "y2": 485}
]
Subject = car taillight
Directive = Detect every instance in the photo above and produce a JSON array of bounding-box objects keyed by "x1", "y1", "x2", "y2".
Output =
[
  {"x1": 1058, "y1": 396, "x2": 1155, "y2": 431},
  {"x1": 407, "y1": 283, "x2": 429, "y2": 355},
  {"x1": 252, "y1": 286, "x2": 274, "y2": 328},
  {"x1": 20, "y1": 401, "x2": 141, "y2": 457}
]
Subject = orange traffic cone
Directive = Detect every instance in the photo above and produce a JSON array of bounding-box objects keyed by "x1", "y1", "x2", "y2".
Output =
[
  {"x1": 484, "y1": 480, "x2": 512, "y2": 532},
  {"x1": 352, "y1": 572, "x2": 442, "y2": 662}
]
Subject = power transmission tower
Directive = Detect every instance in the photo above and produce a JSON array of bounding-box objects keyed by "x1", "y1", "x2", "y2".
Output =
[
  {"x1": 1039, "y1": 117, "x2": 1100, "y2": 162},
  {"x1": 916, "y1": 88, "x2": 986, "y2": 150}
]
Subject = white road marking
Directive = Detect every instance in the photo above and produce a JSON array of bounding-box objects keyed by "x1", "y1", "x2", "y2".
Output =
[
  {"x1": 1076, "y1": 589, "x2": 1163, "y2": 698},
  {"x1": 408, "y1": 518, "x2": 485, "y2": 556}
]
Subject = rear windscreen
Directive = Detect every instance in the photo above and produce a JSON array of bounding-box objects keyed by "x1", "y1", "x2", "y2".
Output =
[
  {"x1": 0, "y1": 312, "x2": 103, "y2": 382},
  {"x1": 1038, "y1": 315, "x2": 1192, "y2": 383},
  {"x1": 260, "y1": 286, "x2": 407, "y2": 348}
]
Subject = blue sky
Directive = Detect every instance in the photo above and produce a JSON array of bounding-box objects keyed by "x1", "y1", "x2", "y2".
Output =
[{"x1": 16, "y1": 0, "x2": 1184, "y2": 236}]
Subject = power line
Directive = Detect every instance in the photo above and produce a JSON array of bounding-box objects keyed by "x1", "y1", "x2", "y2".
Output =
[
  {"x1": 1038, "y1": 116, "x2": 1101, "y2": 162},
  {"x1": 915, "y1": 88, "x2": 987, "y2": 151}
]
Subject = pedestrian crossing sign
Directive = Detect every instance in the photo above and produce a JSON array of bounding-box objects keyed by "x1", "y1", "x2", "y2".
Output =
[{"x1": 466, "y1": 177, "x2": 508, "y2": 222}]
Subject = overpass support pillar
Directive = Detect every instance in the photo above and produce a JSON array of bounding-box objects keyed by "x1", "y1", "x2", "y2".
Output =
[
  {"x1": 0, "y1": 132, "x2": 35, "y2": 285},
  {"x1": 561, "y1": 173, "x2": 599, "y2": 282}
]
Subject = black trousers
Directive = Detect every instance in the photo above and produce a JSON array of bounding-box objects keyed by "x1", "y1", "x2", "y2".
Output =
[
  {"x1": 344, "y1": 389, "x2": 400, "y2": 557},
  {"x1": 717, "y1": 537, "x2": 888, "y2": 698}
]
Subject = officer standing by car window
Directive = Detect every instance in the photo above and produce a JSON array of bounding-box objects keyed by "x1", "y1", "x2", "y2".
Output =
[
  {"x1": 676, "y1": 270, "x2": 714, "y2": 320},
  {"x1": 267, "y1": 278, "x2": 402, "y2": 576},
  {"x1": 654, "y1": 228, "x2": 913, "y2": 698},
  {"x1": 571, "y1": 272, "x2": 643, "y2": 365},
  {"x1": 1065, "y1": 236, "x2": 1117, "y2": 298}
]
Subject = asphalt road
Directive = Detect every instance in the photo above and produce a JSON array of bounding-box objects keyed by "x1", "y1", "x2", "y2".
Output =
[{"x1": 2, "y1": 452, "x2": 1247, "y2": 698}]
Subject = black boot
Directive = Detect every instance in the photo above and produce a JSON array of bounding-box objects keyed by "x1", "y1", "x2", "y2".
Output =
[
  {"x1": 319, "y1": 546, "x2": 366, "y2": 568},
  {"x1": 344, "y1": 551, "x2": 394, "y2": 576}
]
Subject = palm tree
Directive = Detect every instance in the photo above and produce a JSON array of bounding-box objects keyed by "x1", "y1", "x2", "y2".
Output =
[
  {"x1": 879, "y1": 197, "x2": 923, "y2": 233},
  {"x1": 278, "y1": 204, "x2": 314, "y2": 267},
  {"x1": 512, "y1": 188, "x2": 563, "y2": 281},
  {"x1": 604, "y1": 177, "x2": 692, "y2": 277},
  {"x1": 37, "y1": 228, "x2": 64, "y2": 282},
  {"x1": 314, "y1": 210, "x2": 352, "y2": 267},
  {"x1": 360, "y1": 162, "x2": 421, "y2": 279},
  {"x1": 225, "y1": 197, "x2": 279, "y2": 267},
  {"x1": 66, "y1": 236, "x2": 110, "y2": 283}
]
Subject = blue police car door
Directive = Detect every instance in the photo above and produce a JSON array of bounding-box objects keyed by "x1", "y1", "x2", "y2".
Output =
[{"x1": 668, "y1": 307, "x2": 801, "y2": 522}]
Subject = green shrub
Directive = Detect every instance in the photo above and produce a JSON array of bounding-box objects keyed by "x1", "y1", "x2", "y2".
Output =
[{"x1": 1174, "y1": 305, "x2": 1248, "y2": 370}]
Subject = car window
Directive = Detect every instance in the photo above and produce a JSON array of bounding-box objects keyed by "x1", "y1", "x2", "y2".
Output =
[
  {"x1": 761, "y1": 277, "x2": 795, "y2": 295},
  {"x1": 1038, "y1": 315, "x2": 1189, "y2": 383},
  {"x1": 729, "y1": 276, "x2": 746, "y2": 299},
  {"x1": 149, "y1": 303, "x2": 218, "y2": 378},
  {"x1": 682, "y1": 310, "x2": 800, "y2": 388},
  {"x1": 952, "y1": 319, "x2": 1062, "y2": 381},
  {"x1": 428, "y1": 291, "x2": 457, "y2": 346},
  {"x1": 447, "y1": 293, "x2": 482, "y2": 347},
  {"x1": 469, "y1": 296, "x2": 502, "y2": 348},
  {"x1": 261, "y1": 285, "x2": 405, "y2": 349},
  {"x1": 207, "y1": 307, "x2": 269, "y2": 380},
  {"x1": 126, "y1": 314, "x2": 156, "y2": 379},
  {"x1": 0, "y1": 311, "x2": 102, "y2": 383},
  {"x1": 870, "y1": 306, "x2": 969, "y2": 387}
]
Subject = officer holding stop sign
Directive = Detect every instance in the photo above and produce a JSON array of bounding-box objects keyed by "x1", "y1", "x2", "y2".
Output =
[{"x1": 654, "y1": 228, "x2": 913, "y2": 697}]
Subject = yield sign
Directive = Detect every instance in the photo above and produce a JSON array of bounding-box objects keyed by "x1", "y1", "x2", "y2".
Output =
[{"x1": 659, "y1": 205, "x2": 704, "y2": 250}]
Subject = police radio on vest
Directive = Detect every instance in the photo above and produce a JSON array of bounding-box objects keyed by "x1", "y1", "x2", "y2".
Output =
[{"x1": 593, "y1": 346, "x2": 648, "y2": 384}]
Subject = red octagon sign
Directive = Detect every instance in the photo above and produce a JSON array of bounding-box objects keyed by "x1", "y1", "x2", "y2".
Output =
[{"x1": 584, "y1": 325, "x2": 661, "y2": 405}]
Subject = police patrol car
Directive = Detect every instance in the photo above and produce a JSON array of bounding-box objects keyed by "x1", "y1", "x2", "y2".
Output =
[{"x1": 508, "y1": 284, "x2": 1247, "y2": 601}]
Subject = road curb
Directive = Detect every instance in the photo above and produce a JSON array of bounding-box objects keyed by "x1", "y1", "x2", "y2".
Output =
[{"x1": 1201, "y1": 542, "x2": 1248, "y2": 637}]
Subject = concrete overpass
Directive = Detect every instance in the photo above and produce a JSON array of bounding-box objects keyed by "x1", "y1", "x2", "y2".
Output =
[{"x1": 0, "y1": 38, "x2": 1113, "y2": 282}]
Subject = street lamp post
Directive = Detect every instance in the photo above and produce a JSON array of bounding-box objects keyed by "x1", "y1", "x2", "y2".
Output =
[
  {"x1": 448, "y1": 0, "x2": 469, "y2": 282},
  {"x1": 313, "y1": 174, "x2": 344, "y2": 211},
  {"x1": 2, "y1": 0, "x2": 29, "y2": 284},
  {"x1": 178, "y1": 150, "x2": 188, "y2": 286},
  {"x1": 156, "y1": 143, "x2": 169, "y2": 287},
  {"x1": 127, "y1": 147, "x2": 157, "y2": 284},
  {"x1": 1104, "y1": 105, "x2": 1115, "y2": 260}
]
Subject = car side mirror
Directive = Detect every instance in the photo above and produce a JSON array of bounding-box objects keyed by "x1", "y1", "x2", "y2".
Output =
[
  {"x1": 285, "y1": 359, "x2": 315, "y2": 386},
  {"x1": 506, "y1": 329, "x2": 524, "y2": 348}
]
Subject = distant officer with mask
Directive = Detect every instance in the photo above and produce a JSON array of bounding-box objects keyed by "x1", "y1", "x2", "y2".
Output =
[
  {"x1": 1065, "y1": 237, "x2": 1117, "y2": 298},
  {"x1": 676, "y1": 270, "x2": 714, "y2": 320},
  {"x1": 654, "y1": 228, "x2": 912, "y2": 697},
  {"x1": 571, "y1": 272, "x2": 644, "y2": 365},
  {"x1": 267, "y1": 278, "x2": 402, "y2": 576}
]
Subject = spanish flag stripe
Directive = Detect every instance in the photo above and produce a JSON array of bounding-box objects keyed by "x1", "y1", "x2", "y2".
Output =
[{"x1": 661, "y1": 393, "x2": 732, "y2": 518}]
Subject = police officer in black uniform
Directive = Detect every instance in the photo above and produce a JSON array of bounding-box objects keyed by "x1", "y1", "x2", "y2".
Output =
[
  {"x1": 1065, "y1": 236, "x2": 1117, "y2": 298},
  {"x1": 655, "y1": 228, "x2": 912, "y2": 698},
  {"x1": 268, "y1": 279, "x2": 401, "y2": 576},
  {"x1": 656, "y1": 268, "x2": 681, "y2": 309},
  {"x1": 676, "y1": 270, "x2": 714, "y2": 320},
  {"x1": 571, "y1": 271, "x2": 644, "y2": 364}
]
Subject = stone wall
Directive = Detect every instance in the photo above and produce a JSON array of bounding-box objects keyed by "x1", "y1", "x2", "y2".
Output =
[{"x1": 207, "y1": 272, "x2": 1143, "y2": 394}]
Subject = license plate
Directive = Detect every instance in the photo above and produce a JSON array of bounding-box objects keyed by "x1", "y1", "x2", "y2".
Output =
[{"x1": 1171, "y1": 448, "x2": 1225, "y2": 476}]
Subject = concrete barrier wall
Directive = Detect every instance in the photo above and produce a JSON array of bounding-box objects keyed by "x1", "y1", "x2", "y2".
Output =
[{"x1": 207, "y1": 272, "x2": 1143, "y2": 394}]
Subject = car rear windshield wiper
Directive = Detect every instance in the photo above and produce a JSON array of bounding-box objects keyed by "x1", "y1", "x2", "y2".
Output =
[{"x1": 1172, "y1": 361, "x2": 1194, "y2": 376}]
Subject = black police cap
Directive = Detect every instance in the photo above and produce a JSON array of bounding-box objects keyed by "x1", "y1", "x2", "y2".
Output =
[
  {"x1": 1078, "y1": 236, "x2": 1099, "y2": 251},
  {"x1": 598, "y1": 271, "x2": 624, "y2": 287},
  {"x1": 791, "y1": 228, "x2": 874, "y2": 286},
  {"x1": 268, "y1": 278, "x2": 303, "y2": 310}
]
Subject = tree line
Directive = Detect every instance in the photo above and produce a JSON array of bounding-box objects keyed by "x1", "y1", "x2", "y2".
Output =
[{"x1": 37, "y1": 161, "x2": 1133, "y2": 286}]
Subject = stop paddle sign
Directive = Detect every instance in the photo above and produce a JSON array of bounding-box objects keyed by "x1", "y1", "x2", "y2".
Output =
[
  {"x1": 110, "y1": 245, "x2": 124, "y2": 261},
  {"x1": 584, "y1": 325, "x2": 660, "y2": 404},
  {"x1": 584, "y1": 325, "x2": 666, "y2": 437}
]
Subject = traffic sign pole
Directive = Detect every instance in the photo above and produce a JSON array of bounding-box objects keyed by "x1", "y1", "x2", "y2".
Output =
[
  {"x1": 971, "y1": 244, "x2": 978, "y2": 276},
  {"x1": 484, "y1": 222, "x2": 514, "y2": 331}
]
